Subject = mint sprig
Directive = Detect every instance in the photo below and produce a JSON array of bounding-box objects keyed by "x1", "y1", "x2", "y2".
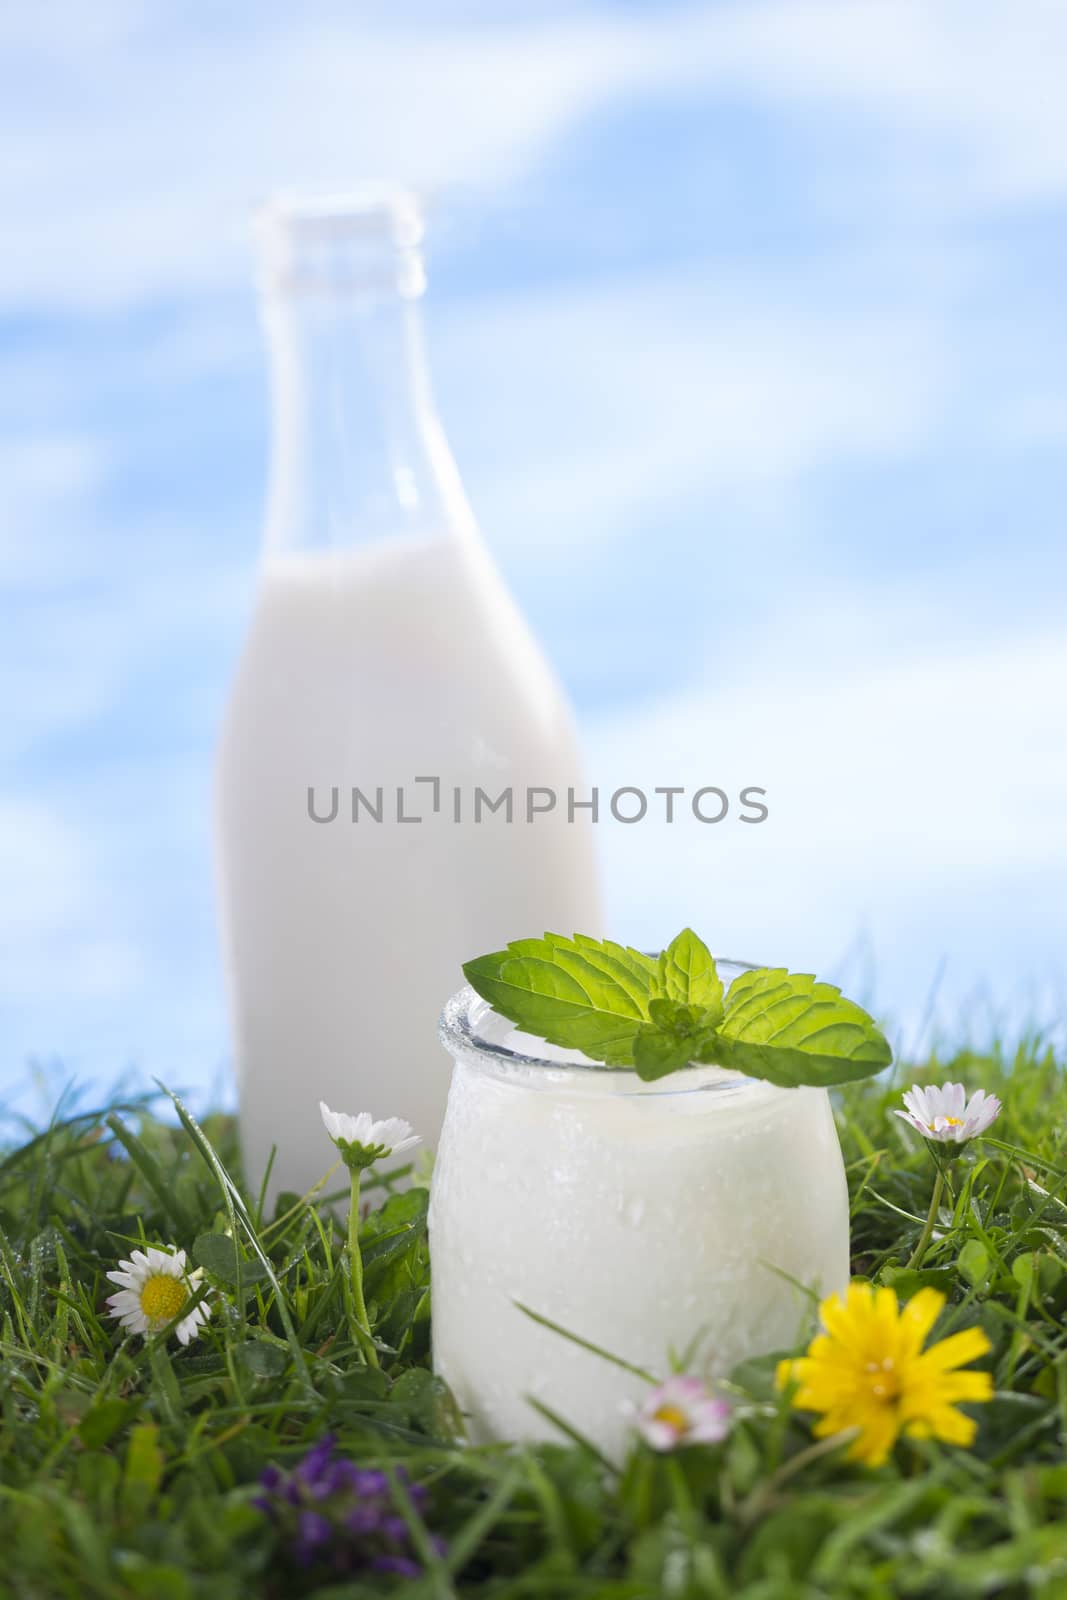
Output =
[{"x1": 462, "y1": 928, "x2": 892, "y2": 1088}]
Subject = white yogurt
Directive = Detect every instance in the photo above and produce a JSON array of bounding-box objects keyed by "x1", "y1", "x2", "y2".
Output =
[{"x1": 429, "y1": 980, "x2": 850, "y2": 1457}]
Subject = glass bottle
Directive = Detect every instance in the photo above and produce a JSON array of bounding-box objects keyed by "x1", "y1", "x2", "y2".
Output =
[{"x1": 214, "y1": 189, "x2": 601, "y2": 1201}]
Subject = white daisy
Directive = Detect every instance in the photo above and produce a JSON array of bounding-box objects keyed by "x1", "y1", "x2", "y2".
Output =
[
  {"x1": 634, "y1": 1375, "x2": 732, "y2": 1452},
  {"x1": 105, "y1": 1245, "x2": 211, "y2": 1346},
  {"x1": 893, "y1": 1082, "x2": 1002, "y2": 1145},
  {"x1": 319, "y1": 1103, "x2": 420, "y2": 1170}
]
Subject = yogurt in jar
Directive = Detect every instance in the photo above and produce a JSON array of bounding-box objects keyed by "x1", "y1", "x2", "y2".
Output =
[{"x1": 429, "y1": 973, "x2": 850, "y2": 1457}]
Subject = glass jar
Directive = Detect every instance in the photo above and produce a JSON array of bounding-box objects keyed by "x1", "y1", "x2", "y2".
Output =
[{"x1": 429, "y1": 969, "x2": 850, "y2": 1457}]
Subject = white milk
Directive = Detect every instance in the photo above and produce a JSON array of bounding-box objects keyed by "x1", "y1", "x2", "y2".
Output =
[
  {"x1": 214, "y1": 191, "x2": 600, "y2": 1200},
  {"x1": 430, "y1": 985, "x2": 850, "y2": 1458},
  {"x1": 216, "y1": 535, "x2": 600, "y2": 1199}
]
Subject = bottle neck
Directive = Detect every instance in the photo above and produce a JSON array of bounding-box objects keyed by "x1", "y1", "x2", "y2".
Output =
[{"x1": 256, "y1": 193, "x2": 472, "y2": 559}]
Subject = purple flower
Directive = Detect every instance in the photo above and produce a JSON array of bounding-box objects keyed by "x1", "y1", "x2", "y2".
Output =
[
  {"x1": 372, "y1": 1555, "x2": 422, "y2": 1579},
  {"x1": 297, "y1": 1510, "x2": 332, "y2": 1549},
  {"x1": 253, "y1": 1436, "x2": 444, "y2": 1579},
  {"x1": 308, "y1": 1459, "x2": 353, "y2": 1499},
  {"x1": 295, "y1": 1434, "x2": 337, "y2": 1484},
  {"x1": 293, "y1": 1510, "x2": 333, "y2": 1568},
  {"x1": 345, "y1": 1503, "x2": 383, "y2": 1536},
  {"x1": 351, "y1": 1468, "x2": 389, "y2": 1496}
]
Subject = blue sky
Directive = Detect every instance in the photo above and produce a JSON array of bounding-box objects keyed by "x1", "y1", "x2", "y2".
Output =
[{"x1": 2, "y1": 0, "x2": 1066, "y2": 1113}]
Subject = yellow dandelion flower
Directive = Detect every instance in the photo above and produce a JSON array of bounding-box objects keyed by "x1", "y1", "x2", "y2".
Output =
[{"x1": 777, "y1": 1282, "x2": 993, "y2": 1467}]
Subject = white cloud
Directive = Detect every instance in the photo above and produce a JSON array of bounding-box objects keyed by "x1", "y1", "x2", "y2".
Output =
[
  {"x1": 0, "y1": 8, "x2": 656, "y2": 308},
  {"x1": 435, "y1": 266, "x2": 948, "y2": 553},
  {"x1": 4, "y1": 2, "x2": 1067, "y2": 309},
  {"x1": 583, "y1": 624, "x2": 1067, "y2": 1040},
  {"x1": 0, "y1": 529, "x2": 252, "y2": 768},
  {"x1": 0, "y1": 799, "x2": 143, "y2": 1003},
  {"x1": 0, "y1": 435, "x2": 111, "y2": 585},
  {"x1": 685, "y1": 0, "x2": 1067, "y2": 209},
  {"x1": 588, "y1": 625, "x2": 1067, "y2": 874}
]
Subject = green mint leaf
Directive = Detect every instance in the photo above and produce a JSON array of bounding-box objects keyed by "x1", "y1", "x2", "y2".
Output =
[
  {"x1": 696, "y1": 968, "x2": 892, "y2": 1088},
  {"x1": 647, "y1": 996, "x2": 706, "y2": 1034},
  {"x1": 633, "y1": 1024, "x2": 698, "y2": 1081},
  {"x1": 655, "y1": 929, "x2": 724, "y2": 1023},
  {"x1": 462, "y1": 934, "x2": 658, "y2": 1065},
  {"x1": 557, "y1": 934, "x2": 660, "y2": 1010},
  {"x1": 634, "y1": 998, "x2": 721, "y2": 1081}
]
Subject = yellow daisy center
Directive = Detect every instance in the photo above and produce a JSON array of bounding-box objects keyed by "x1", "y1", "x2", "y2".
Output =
[
  {"x1": 651, "y1": 1404, "x2": 689, "y2": 1432},
  {"x1": 139, "y1": 1273, "x2": 188, "y2": 1324},
  {"x1": 936, "y1": 1116, "x2": 963, "y2": 1127}
]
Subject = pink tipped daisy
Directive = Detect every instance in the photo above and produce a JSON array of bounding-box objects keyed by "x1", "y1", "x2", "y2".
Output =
[
  {"x1": 634, "y1": 1376, "x2": 731, "y2": 1452},
  {"x1": 894, "y1": 1082, "x2": 1002, "y2": 1145}
]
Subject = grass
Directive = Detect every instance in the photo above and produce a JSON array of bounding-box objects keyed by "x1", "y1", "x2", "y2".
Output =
[{"x1": 2, "y1": 1039, "x2": 1067, "y2": 1599}]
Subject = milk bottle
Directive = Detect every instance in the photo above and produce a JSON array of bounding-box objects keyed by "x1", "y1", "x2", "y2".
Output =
[{"x1": 215, "y1": 190, "x2": 601, "y2": 1200}]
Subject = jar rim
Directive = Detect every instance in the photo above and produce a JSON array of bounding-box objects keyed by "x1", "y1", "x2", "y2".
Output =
[{"x1": 438, "y1": 955, "x2": 759, "y2": 1084}]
